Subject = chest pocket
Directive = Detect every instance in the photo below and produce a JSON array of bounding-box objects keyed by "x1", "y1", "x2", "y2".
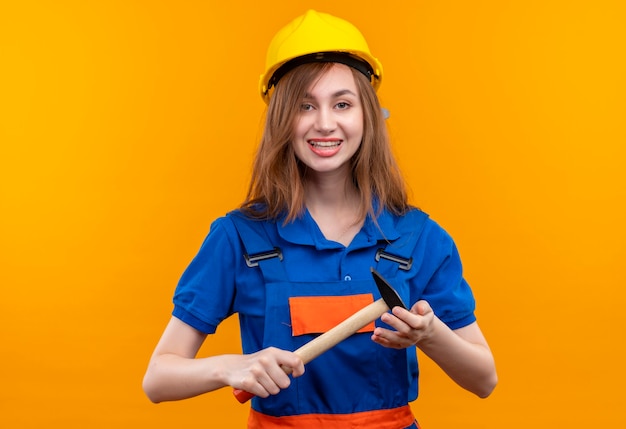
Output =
[{"x1": 228, "y1": 210, "x2": 429, "y2": 417}]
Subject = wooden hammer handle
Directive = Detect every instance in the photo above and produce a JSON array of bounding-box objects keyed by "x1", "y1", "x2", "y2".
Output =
[{"x1": 233, "y1": 298, "x2": 389, "y2": 403}]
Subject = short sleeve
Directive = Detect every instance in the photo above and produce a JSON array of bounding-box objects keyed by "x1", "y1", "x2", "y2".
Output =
[
  {"x1": 416, "y1": 221, "x2": 476, "y2": 330},
  {"x1": 172, "y1": 217, "x2": 238, "y2": 334}
]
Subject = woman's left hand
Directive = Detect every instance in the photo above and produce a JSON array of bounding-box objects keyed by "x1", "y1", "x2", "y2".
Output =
[
  {"x1": 373, "y1": 301, "x2": 497, "y2": 397},
  {"x1": 371, "y1": 300, "x2": 436, "y2": 349}
]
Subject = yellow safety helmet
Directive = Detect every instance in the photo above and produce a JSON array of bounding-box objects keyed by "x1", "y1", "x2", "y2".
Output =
[{"x1": 259, "y1": 10, "x2": 383, "y2": 104}]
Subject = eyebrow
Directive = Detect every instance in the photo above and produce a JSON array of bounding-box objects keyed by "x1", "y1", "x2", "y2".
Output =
[{"x1": 303, "y1": 89, "x2": 358, "y2": 99}]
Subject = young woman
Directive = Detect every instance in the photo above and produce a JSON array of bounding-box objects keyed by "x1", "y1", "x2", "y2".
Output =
[{"x1": 143, "y1": 10, "x2": 497, "y2": 428}]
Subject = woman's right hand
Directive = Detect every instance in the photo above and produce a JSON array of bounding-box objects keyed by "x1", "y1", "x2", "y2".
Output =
[
  {"x1": 143, "y1": 317, "x2": 305, "y2": 403},
  {"x1": 225, "y1": 347, "x2": 305, "y2": 398}
]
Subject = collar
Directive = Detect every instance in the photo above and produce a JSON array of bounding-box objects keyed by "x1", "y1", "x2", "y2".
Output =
[{"x1": 277, "y1": 207, "x2": 402, "y2": 250}]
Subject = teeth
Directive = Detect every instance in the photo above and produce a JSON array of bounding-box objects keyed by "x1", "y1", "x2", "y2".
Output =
[{"x1": 309, "y1": 140, "x2": 340, "y2": 148}]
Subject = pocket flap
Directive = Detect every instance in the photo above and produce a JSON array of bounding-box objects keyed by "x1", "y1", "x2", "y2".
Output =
[{"x1": 288, "y1": 294, "x2": 375, "y2": 336}]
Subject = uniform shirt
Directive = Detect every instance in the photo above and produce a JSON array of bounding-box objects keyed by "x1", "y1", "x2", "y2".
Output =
[{"x1": 173, "y1": 207, "x2": 476, "y2": 418}]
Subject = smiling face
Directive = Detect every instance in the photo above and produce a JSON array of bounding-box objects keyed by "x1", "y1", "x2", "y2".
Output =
[{"x1": 291, "y1": 64, "x2": 364, "y2": 179}]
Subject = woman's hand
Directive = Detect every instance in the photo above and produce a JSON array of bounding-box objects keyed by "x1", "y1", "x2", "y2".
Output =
[
  {"x1": 371, "y1": 301, "x2": 497, "y2": 398},
  {"x1": 226, "y1": 347, "x2": 305, "y2": 398},
  {"x1": 143, "y1": 317, "x2": 305, "y2": 403},
  {"x1": 371, "y1": 300, "x2": 435, "y2": 349}
]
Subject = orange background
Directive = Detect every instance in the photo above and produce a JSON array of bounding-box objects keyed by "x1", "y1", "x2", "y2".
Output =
[{"x1": 1, "y1": 1, "x2": 625, "y2": 427}]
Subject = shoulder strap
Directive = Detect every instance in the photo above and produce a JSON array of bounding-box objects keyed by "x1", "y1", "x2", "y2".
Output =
[
  {"x1": 375, "y1": 209, "x2": 429, "y2": 276},
  {"x1": 374, "y1": 209, "x2": 429, "y2": 400},
  {"x1": 227, "y1": 211, "x2": 288, "y2": 283}
]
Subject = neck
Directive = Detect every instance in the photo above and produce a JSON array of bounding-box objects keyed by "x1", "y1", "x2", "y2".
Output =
[
  {"x1": 305, "y1": 181, "x2": 364, "y2": 247},
  {"x1": 302, "y1": 168, "x2": 365, "y2": 247},
  {"x1": 304, "y1": 175, "x2": 359, "y2": 215}
]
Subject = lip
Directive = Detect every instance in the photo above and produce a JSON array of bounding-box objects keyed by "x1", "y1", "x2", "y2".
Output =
[{"x1": 307, "y1": 138, "x2": 343, "y2": 157}]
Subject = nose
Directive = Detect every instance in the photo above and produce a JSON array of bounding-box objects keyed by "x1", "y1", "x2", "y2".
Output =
[{"x1": 314, "y1": 107, "x2": 336, "y2": 133}]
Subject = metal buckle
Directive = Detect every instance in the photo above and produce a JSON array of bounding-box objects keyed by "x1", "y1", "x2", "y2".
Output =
[
  {"x1": 244, "y1": 247, "x2": 283, "y2": 268},
  {"x1": 375, "y1": 248, "x2": 413, "y2": 271}
]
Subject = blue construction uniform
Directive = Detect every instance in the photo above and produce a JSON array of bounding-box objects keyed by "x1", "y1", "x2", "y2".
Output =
[{"x1": 172, "y1": 207, "x2": 476, "y2": 427}]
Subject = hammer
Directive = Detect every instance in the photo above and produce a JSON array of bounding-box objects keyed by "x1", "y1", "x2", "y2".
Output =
[{"x1": 233, "y1": 267, "x2": 407, "y2": 403}]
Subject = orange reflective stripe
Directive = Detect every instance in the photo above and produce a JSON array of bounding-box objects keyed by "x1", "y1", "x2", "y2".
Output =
[
  {"x1": 288, "y1": 294, "x2": 375, "y2": 336},
  {"x1": 248, "y1": 405, "x2": 416, "y2": 429}
]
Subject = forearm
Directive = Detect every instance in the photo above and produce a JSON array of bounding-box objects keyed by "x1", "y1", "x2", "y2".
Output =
[
  {"x1": 143, "y1": 353, "x2": 233, "y2": 403},
  {"x1": 417, "y1": 318, "x2": 497, "y2": 398}
]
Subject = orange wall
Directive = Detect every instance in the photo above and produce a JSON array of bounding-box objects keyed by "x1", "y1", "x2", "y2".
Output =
[{"x1": 1, "y1": 1, "x2": 625, "y2": 427}]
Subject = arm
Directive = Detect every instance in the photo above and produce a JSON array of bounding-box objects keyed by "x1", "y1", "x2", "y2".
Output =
[
  {"x1": 371, "y1": 301, "x2": 497, "y2": 398},
  {"x1": 142, "y1": 316, "x2": 305, "y2": 403}
]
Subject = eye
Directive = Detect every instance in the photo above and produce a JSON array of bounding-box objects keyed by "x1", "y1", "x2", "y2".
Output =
[
  {"x1": 335, "y1": 101, "x2": 351, "y2": 110},
  {"x1": 300, "y1": 103, "x2": 314, "y2": 111}
]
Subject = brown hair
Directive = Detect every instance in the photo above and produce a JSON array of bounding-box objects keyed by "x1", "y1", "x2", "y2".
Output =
[{"x1": 241, "y1": 62, "x2": 409, "y2": 223}]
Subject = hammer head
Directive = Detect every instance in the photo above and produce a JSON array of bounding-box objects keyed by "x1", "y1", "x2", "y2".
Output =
[{"x1": 370, "y1": 267, "x2": 408, "y2": 310}]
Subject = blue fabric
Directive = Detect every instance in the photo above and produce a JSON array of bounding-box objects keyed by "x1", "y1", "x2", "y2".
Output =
[{"x1": 172, "y1": 207, "x2": 476, "y2": 416}]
